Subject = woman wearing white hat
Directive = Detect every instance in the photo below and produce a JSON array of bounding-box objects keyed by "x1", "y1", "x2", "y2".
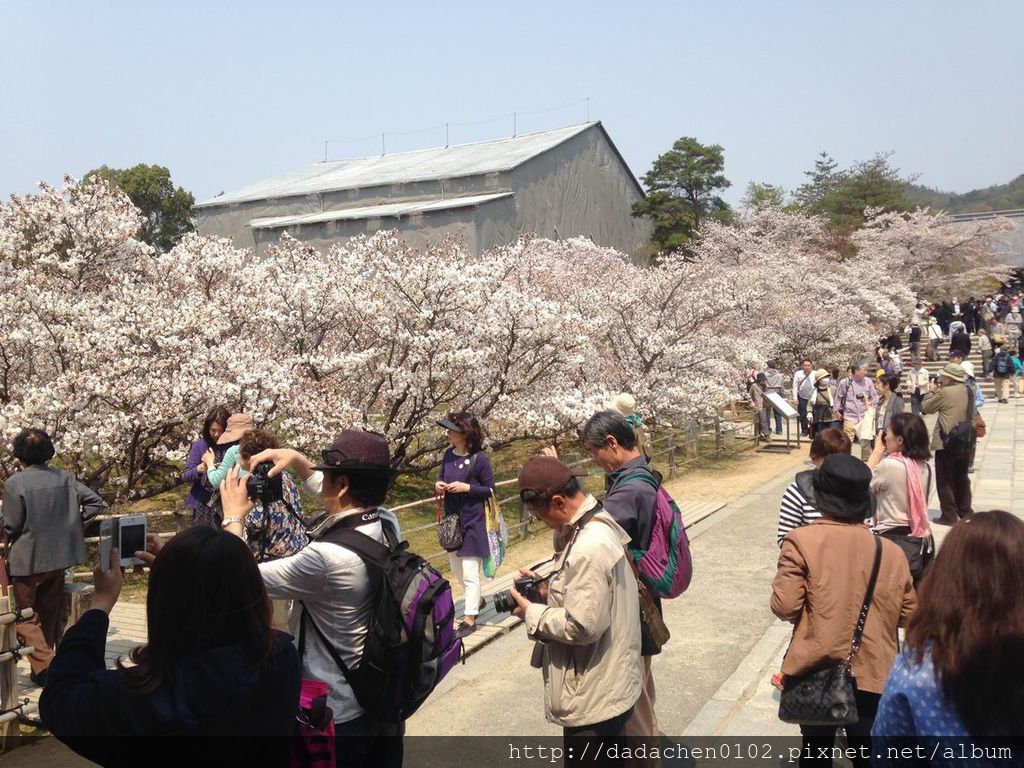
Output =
[
  {"x1": 607, "y1": 393, "x2": 649, "y2": 459},
  {"x1": 809, "y1": 369, "x2": 841, "y2": 437}
]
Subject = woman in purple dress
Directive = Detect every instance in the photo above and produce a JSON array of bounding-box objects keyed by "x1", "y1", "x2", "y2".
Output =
[
  {"x1": 182, "y1": 406, "x2": 229, "y2": 528},
  {"x1": 434, "y1": 412, "x2": 495, "y2": 638}
]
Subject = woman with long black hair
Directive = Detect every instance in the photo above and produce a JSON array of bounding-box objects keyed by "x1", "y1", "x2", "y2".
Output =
[{"x1": 40, "y1": 527, "x2": 300, "y2": 765}]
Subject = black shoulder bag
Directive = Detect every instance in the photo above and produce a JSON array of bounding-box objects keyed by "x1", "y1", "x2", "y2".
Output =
[
  {"x1": 939, "y1": 384, "x2": 976, "y2": 457},
  {"x1": 779, "y1": 535, "x2": 882, "y2": 726}
]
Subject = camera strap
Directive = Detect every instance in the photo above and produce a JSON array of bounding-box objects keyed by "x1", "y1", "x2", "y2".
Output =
[
  {"x1": 317, "y1": 508, "x2": 381, "y2": 538},
  {"x1": 551, "y1": 503, "x2": 602, "y2": 578}
]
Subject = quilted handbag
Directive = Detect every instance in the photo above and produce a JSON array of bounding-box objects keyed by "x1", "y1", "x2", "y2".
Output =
[
  {"x1": 436, "y1": 512, "x2": 463, "y2": 552},
  {"x1": 779, "y1": 536, "x2": 882, "y2": 726},
  {"x1": 435, "y1": 452, "x2": 478, "y2": 553}
]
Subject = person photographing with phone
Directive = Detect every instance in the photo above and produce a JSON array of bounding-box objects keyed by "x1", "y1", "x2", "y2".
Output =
[
  {"x1": 866, "y1": 414, "x2": 934, "y2": 587},
  {"x1": 508, "y1": 456, "x2": 641, "y2": 767},
  {"x1": 39, "y1": 528, "x2": 301, "y2": 766}
]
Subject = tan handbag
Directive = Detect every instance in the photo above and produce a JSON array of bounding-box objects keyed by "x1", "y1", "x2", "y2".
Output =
[
  {"x1": 975, "y1": 413, "x2": 987, "y2": 439},
  {"x1": 629, "y1": 554, "x2": 670, "y2": 651}
]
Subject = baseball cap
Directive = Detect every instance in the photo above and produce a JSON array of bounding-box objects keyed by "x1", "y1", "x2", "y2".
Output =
[{"x1": 517, "y1": 456, "x2": 587, "y2": 501}]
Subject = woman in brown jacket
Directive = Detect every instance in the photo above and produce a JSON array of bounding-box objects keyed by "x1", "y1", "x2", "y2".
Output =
[{"x1": 772, "y1": 454, "x2": 917, "y2": 767}]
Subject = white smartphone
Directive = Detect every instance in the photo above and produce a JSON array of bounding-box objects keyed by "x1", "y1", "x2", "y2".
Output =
[
  {"x1": 117, "y1": 514, "x2": 147, "y2": 567},
  {"x1": 99, "y1": 518, "x2": 118, "y2": 571}
]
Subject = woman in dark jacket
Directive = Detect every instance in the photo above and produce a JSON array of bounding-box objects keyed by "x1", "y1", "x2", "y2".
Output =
[
  {"x1": 434, "y1": 411, "x2": 495, "y2": 639},
  {"x1": 40, "y1": 526, "x2": 301, "y2": 767},
  {"x1": 181, "y1": 406, "x2": 229, "y2": 527}
]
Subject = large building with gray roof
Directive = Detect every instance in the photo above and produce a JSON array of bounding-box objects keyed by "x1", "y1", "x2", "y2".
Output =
[{"x1": 194, "y1": 122, "x2": 653, "y2": 260}]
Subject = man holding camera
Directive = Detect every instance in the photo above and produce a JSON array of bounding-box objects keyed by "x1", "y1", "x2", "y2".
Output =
[
  {"x1": 510, "y1": 456, "x2": 641, "y2": 767},
  {"x1": 219, "y1": 430, "x2": 404, "y2": 768}
]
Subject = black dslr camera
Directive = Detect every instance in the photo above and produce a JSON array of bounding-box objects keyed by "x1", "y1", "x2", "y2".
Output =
[
  {"x1": 493, "y1": 575, "x2": 549, "y2": 613},
  {"x1": 246, "y1": 461, "x2": 283, "y2": 505}
]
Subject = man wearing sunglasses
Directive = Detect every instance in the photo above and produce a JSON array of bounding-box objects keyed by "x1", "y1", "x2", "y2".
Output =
[{"x1": 509, "y1": 456, "x2": 641, "y2": 766}]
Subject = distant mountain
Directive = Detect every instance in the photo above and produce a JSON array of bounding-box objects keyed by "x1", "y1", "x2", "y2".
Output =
[{"x1": 905, "y1": 174, "x2": 1024, "y2": 214}]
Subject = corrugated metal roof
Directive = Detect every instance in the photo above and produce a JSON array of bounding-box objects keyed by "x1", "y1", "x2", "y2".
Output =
[
  {"x1": 249, "y1": 192, "x2": 514, "y2": 230},
  {"x1": 197, "y1": 123, "x2": 597, "y2": 208}
]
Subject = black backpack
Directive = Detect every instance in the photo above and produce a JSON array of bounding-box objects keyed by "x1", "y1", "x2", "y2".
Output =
[
  {"x1": 939, "y1": 385, "x2": 976, "y2": 458},
  {"x1": 993, "y1": 353, "x2": 1012, "y2": 377},
  {"x1": 298, "y1": 512, "x2": 462, "y2": 723}
]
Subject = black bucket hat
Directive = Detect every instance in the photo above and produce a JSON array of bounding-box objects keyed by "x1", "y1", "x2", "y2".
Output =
[{"x1": 812, "y1": 454, "x2": 874, "y2": 521}]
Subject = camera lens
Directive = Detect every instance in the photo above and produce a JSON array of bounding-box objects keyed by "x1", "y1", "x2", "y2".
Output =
[{"x1": 493, "y1": 590, "x2": 515, "y2": 613}]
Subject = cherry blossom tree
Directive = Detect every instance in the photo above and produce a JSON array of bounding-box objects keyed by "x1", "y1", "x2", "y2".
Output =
[{"x1": 2, "y1": 176, "x2": 1010, "y2": 498}]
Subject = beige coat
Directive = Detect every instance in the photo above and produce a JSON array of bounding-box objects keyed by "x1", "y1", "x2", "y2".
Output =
[
  {"x1": 771, "y1": 519, "x2": 917, "y2": 694},
  {"x1": 921, "y1": 383, "x2": 970, "y2": 451},
  {"x1": 525, "y1": 495, "x2": 642, "y2": 727}
]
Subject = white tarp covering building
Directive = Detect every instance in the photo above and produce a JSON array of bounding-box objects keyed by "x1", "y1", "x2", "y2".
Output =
[
  {"x1": 194, "y1": 122, "x2": 652, "y2": 260},
  {"x1": 949, "y1": 209, "x2": 1024, "y2": 269}
]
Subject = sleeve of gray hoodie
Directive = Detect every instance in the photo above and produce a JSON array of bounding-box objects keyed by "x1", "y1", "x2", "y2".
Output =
[{"x1": 602, "y1": 476, "x2": 658, "y2": 552}]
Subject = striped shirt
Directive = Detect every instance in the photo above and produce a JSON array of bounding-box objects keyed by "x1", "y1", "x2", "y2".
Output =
[{"x1": 777, "y1": 481, "x2": 820, "y2": 545}]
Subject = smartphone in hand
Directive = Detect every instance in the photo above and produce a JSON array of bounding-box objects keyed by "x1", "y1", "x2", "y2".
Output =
[{"x1": 117, "y1": 515, "x2": 147, "y2": 567}]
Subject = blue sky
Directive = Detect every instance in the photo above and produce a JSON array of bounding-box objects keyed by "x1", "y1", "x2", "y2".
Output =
[{"x1": 2, "y1": 1, "x2": 1022, "y2": 205}]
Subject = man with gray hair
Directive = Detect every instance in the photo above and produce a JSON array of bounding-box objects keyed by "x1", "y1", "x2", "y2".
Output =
[
  {"x1": 579, "y1": 410, "x2": 663, "y2": 743},
  {"x1": 834, "y1": 361, "x2": 879, "y2": 459}
]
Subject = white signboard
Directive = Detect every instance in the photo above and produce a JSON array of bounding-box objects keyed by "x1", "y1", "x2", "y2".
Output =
[{"x1": 765, "y1": 392, "x2": 799, "y2": 419}]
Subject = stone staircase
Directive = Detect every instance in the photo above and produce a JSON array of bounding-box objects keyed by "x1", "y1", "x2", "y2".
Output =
[{"x1": 876, "y1": 334, "x2": 995, "y2": 399}]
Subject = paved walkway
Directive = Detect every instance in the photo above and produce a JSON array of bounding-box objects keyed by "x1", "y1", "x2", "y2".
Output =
[
  {"x1": 14, "y1": 603, "x2": 148, "y2": 718},
  {"x1": 405, "y1": 457, "x2": 807, "y2": 736},
  {"x1": 684, "y1": 398, "x2": 1022, "y2": 738}
]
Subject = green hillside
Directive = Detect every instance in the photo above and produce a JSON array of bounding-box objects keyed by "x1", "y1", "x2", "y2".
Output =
[{"x1": 905, "y1": 174, "x2": 1024, "y2": 213}]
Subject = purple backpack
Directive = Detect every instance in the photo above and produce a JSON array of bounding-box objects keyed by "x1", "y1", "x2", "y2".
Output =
[
  {"x1": 618, "y1": 470, "x2": 692, "y2": 598},
  {"x1": 309, "y1": 518, "x2": 463, "y2": 722}
]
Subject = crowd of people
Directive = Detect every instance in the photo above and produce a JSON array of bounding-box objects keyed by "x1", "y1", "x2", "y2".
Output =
[
  {"x1": 768, "y1": 290, "x2": 1023, "y2": 764},
  {"x1": 0, "y1": 289, "x2": 1021, "y2": 766},
  {"x1": 2, "y1": 402, "x2": 672, "y2": 766}
]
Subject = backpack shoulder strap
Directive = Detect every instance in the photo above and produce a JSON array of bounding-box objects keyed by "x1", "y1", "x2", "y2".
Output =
[
  {"x1": 835, "y1": 377, "x2": 851, "y2": 412},
  {"x1": 616, "y1": 467, "x2": 660, "y2": 491},
  {"x1": 298, "y1": 600, "x2": 356, "y2": 683},
  {"x1": 319, "y1": 526, "x2": 392, "y2": 567}
]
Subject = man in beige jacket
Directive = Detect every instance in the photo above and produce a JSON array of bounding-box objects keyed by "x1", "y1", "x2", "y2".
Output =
[
  {"x1": 921, "y1": 363, "x2": 974, "y2": 525},
  {"x1": 511, "y1": 456, "x2": 642, "y2": 765}
]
